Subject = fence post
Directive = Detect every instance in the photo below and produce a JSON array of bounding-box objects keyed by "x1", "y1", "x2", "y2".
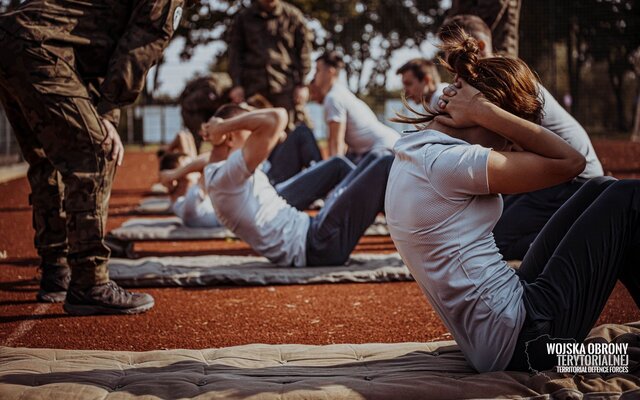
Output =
[
  {"x1": 160, "y1": 106, "x2": 166, "y2": 144},
  {"x1": 127, "y1": 107, "x2": 134, "y2": 144}
]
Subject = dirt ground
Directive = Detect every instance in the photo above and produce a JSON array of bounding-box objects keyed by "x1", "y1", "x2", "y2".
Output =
[{"x1": 0, "y1": 139, "x2": 639, "y2": 351}]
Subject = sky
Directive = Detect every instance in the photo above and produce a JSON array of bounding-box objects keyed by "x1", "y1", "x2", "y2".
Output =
[{"x1": 147, "y1": 1, "x2": 450, "y2": 98}]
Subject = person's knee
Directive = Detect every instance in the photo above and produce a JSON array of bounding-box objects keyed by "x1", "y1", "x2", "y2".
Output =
[
  {"x1": 605, "y1": 180, "x2": 640, "y2": 204},
  {"x1": 581, "y1": 176, "x2": 617, "y2": 191},
  {"x1": 328, "y1": 155, "x2": 355, "y2": 172}
]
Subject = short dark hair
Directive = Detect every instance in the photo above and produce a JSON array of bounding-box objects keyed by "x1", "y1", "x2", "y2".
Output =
[
  {"x1": 180, "y1": 75, "x2": 232, "y2": 136},
  {"x1": 316, "y1": 51, "x2": 345, "y2": 70},
  {"x1": 159, "y1": 152, "x2": 188, "y2": 171},
  {"x1": 396, "y1": 58, "x2": 441, "y2": 84},
  {"x1": 438, "y1": 14, "x2": 492, "y2": 42},
  {"x1": 214, "y1": 103, "x2": 252, "y2": 119}
]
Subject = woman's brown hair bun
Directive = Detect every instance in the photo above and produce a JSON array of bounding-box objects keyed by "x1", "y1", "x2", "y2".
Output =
[{"x1": 440, "y1": 29, "x2": 481, "y2": 83}]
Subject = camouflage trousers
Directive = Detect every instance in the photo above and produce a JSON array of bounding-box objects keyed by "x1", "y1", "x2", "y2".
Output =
[{"x1": 0, "y1": 33, "x2": 115, "y2": 287}]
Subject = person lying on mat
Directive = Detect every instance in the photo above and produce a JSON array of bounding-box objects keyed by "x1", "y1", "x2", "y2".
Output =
[
  {"x1": 158, "y1": 104, "x2": 352, "y2": 226},
  {"x1": 158, "y1": 151, "x2": 222, "y2": 229},
  {"x1": 202, "y1": 104, "x2": 394, "y2": 266},
  {"x1": 385, "y1": 28, "x2": 640, "y2": 373}
]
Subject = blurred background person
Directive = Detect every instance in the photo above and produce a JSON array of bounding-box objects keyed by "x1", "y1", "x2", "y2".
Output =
[
  {"x1": 396, "y1": 58, "x2": 448, "y2": 111},
  {"x1": 227, "y1": 0, "x2": 313, "y2": 132},
  {"x1": 312, "y1": 51, "x2": 399, "y2": 163}
]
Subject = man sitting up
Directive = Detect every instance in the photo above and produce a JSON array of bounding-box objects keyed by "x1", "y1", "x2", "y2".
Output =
[
  {"x1": 202, "y1": 105, "x2": 394, "y2": 266},
  {"x1": 396, "y1": 58, "x2": 448, "y2": 111},
  {"x1": 438, "y1": 14, "x2": 604, "y2": 260},
  {"x1": 311, "y1": 51, "x2": 400, "y2": 163}
]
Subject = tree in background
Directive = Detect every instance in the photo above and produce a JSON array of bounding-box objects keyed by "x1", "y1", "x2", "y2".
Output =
[
  {"x1": 520, "y1": 0, "x2": 639, "y2": 133},
  {"x1": 631, "y1": 48, "x2": 640, "y2": 141},
  {"x1": 0, "y1": 0, "x2": 20, "y2": 12},
  {"x1": 448, "y1": 0, "x2": 521, "y2": 57},
  {"x1": 176, "y1": 0, "x2": 446, "y2": 95}
]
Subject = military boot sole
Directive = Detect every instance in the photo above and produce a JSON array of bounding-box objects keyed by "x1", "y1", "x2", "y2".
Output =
[
  {"x1": 36, "y1": 290, "x2": 67, "y2": 303},
  {"x1": 63, "y1": 299, "x2": 155, "y2": 316}
]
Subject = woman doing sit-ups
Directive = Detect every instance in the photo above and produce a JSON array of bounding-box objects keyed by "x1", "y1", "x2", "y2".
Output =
[{"x1": 385, "y1": 29, "x2": 640, "y2": 372}]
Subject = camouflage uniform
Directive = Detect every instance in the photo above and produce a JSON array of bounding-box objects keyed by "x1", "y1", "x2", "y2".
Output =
[
  {"x1": 0, "y1": 0, "x2": 184, "y2": 288},
  {"x1": 228, "y1": 1, "x2": 313, "y2": 130}
]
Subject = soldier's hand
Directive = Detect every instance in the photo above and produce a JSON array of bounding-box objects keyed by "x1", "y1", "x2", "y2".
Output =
[
  {"x1": 230, "y1": 86, "x2": 245, "y2": 103},
  {"x1": 101, "y1": 118, "x2": 124, "y2": 166}
]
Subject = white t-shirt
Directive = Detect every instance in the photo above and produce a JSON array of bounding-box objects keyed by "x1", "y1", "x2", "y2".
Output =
[
  {"x1": 172, "y1": 184, "x2": 222, "y2": 228},
  {"x1": 324, "y1": 83, "x2": 400, "y2": 155},
  {"x1": 538, "y1": 84, "x2": 603, "y2": 179},
  {"x1": 385, "y1": 129, "x2": 525, "y2": 372},
  {"x1": 204, "y1": 150, "x2": 310, "y2": 266}
]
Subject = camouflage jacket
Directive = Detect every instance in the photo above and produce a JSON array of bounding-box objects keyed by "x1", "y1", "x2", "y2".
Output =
[
  {"x1": 228, "y1": 1, "x2": 313, "y2": 96},
  {"x1": 0, "y1": 0, "x2": 185, "y2": 125}
]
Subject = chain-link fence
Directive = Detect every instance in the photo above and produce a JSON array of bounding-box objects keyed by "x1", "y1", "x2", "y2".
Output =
[{"x1": 0, "y1": 99, "x2": 414, "y2": 167}]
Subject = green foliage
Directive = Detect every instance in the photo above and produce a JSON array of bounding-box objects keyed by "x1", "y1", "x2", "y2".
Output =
[
  {"x1": 520, "y1": 0, "x2": 639, "y2": 130},
  {"x1": 177, "y1": 0, "x2": 446, "y2": 93}
]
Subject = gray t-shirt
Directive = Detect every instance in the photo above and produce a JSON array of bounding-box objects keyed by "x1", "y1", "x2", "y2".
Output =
[
  {"x1": 324, "y1": 83, "x2": 400, "y2": 155},
  {"x1": 385, "y1": 129, "x2": 525, "y2": 372},
  {"x1": 538, "y1": 85, "x2": 603, "y2": 178},
  {"x1": 204, "y1": 150, "x2": 310, "y2": 266}
]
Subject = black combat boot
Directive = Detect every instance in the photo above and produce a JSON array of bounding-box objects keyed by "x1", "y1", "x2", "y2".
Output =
[
  {"x1": 63, "y1": 281, "x2": 154, "y2": 316},
  {"x1": 36, "y1": 263, "x2": 71, "y2": 303}
]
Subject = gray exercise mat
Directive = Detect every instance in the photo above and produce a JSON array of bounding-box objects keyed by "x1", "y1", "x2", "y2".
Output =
[
  {"x1": 111, "y1": 216, "x2": 235, "y2": 240},
  {"x1": 110, "y1": 216, "x2": 390, "y2": 241},
  {"x1": 135, "y1": 196, "x2": 173, "y2": 215},
  {"x1": 109, "y1": 253, "x2": 412, "y2": 287},
  {"x1": 1, "y1": 322, "x2": 639, "y2": 400}
]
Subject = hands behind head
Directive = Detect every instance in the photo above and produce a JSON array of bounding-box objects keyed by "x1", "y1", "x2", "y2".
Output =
[
  {"x1": 201, "y1": 117, "x2": 226, "y2": 145},
  {"x1": 159, "y1": 169, "x2": 177, "y2": 192},
  {"x1": 435, "y1": 77, "x2": 487, "y2": 129}
]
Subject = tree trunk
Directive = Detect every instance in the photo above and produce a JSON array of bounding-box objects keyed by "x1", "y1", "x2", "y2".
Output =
[
  {"x1": 630, "y1": 48, "x2": 640, "y2": 142},
  {"x1": 566, "y1": 17, "x2": 581, "y2": 117},
  {"x1": 449, "y1": 0, "x2": 521, "y2": 57},
  {"x1": 632, "y1": 97, "x2": 640, "y2": 142},
  {"x1": 608, "y1": 66, "x2": 627, "y2": 132},
  {"x1": 632, "y1": 83, "x2": 640, "y2": 142}
]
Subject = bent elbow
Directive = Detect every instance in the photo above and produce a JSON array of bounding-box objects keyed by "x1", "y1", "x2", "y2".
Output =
[
  {"x1": 570, "y1": 154, "x2": 587, "y2": 178},
  {"x1": 272, "y1": 107, "x2": 289, "y2": 128}
]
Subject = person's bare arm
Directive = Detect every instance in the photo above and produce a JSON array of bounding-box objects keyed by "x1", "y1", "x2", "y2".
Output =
[
  {"x1": 204, "y1": 108, "x2": 288, "y2": 172},
  {"x1": 159, "y1": 153, "x2": 209, "y2": 186},
  {"x1": 327, "y1": 121, "x2": 347, "y2": 157},
  {"x1": 165, "y1": 131, "x2": 197, "y2": 157},
  {"x1": 436, "y1": 80, "x2": 586, "y2": 194}
]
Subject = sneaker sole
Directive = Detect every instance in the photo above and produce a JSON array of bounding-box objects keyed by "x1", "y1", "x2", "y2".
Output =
[
  {"x1": 63, "y1": 299, "x2": 155, "y2": 316},
  {"x1": 36, "y1": 290, "x2": 67, "y2": 303}
]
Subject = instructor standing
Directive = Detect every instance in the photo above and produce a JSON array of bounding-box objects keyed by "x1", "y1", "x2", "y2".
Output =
[
  {"x1": 228, "y1": 0, "x2": 313, "y2": 131},
  {"x1": 0, "y1": 0, "x2": 186, "y2": 315}
]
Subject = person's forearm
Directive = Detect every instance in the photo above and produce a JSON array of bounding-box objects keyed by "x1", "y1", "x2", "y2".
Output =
[
  {"x1": 210, "y1": 109, "x2": 282, "y2": 139},
  {"x1": 327, "y1": 121, "x2": 347, "y2": 157},
  {"x1": 328, "y1": 136, "x2": 346, "y2": 157},
  {"x1": 475, "y1": 102, "x2": 582, "y2": 162}
]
